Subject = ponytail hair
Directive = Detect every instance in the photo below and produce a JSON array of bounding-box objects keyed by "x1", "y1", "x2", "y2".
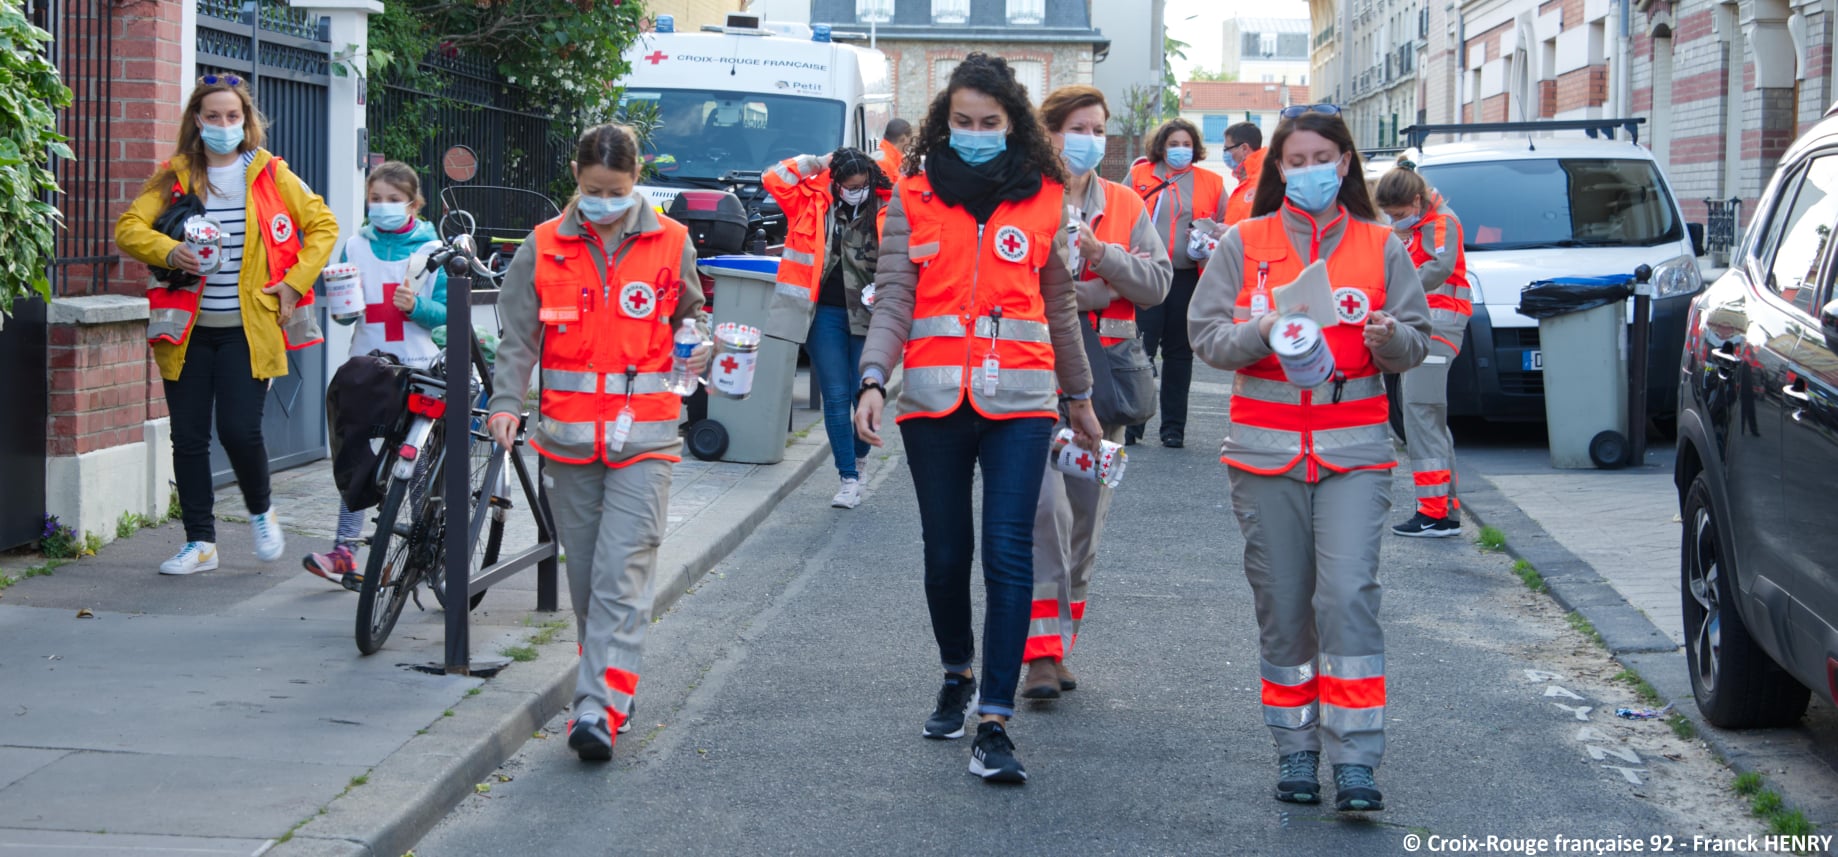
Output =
[
  {"x1": 1373, "y1": 163, "x2": 1429, "y2": 209},
  {"x1": 569, "y1": 123, "x2": 641, "y2": 209}
]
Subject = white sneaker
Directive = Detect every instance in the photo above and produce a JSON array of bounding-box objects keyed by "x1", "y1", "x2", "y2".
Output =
[
  {"x1": 251, "y1": 510, "x2": 286, "y2": 562},
  {"x1": 160, "y1": 541, "x2": 219, "y2": 575},
  {"x1": 831, "y1": 477, "x2": 864, "y2": 509}
]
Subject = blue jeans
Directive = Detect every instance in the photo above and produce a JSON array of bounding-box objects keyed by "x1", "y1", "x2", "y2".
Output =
[
  {"x1": 806, "y1": 305, "x2": 870, "y2": 479},
  {"x1": 900, "y1": 404, "x2": 1054, "y2": 717}
]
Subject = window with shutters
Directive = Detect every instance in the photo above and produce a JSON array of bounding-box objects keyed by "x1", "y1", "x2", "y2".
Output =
[
  {"x1": 1007, "y1": 0, "x2": 1044, "y2": 25},
  {"x1": 932, "y1": 0, "x2": 967, "y2": 24}
]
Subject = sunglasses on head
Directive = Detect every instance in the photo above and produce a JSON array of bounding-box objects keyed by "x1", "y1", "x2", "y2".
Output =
[
  {"x1": 1279, "y1": 103, "x2": 1342, "y2": 119},
  {"x1": 200, "y1": 73, "x2": 243, "y2": 88}
]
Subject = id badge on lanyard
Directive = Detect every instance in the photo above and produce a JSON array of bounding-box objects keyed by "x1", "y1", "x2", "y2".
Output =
[{"x1": 981, "y1": 307, "x2": 1003, "y2": 397}]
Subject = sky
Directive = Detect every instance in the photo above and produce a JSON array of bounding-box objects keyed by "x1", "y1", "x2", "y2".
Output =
[{"x1": 1162, "y1": 0, "x2": 1311, "y2": 82}]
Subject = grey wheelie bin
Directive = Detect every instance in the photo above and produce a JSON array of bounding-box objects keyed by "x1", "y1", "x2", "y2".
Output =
[
  {"x1": 688, "y1": 255, "x2": 809, "y2": 464},
  {"x1": 1518, "y1": 276, "x2": 1635, "y2": 469}
]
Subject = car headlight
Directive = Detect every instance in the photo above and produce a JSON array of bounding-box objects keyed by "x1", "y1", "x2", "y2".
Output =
[{"x1": 1649, "y1": 254, "x2": 1703, "y2": 299}]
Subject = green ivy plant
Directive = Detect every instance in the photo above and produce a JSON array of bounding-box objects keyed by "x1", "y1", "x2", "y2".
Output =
[
  {"x1": 0, "y1": 3, "x2": 73, "y2": 325},
  {"x1": 359, "y1": 0, "x2": 647, "y2": 164}
]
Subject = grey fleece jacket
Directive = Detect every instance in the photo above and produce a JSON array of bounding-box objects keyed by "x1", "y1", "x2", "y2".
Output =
[
  {"x1": 486, "y1": 201, "x2": 705, "y2": 463},
  {"x1": 1189, "y1": 205, "x2": 1431, "y2": 376},
  {"x1": 859, "y1": 184, "x2": 1094, "y2": 400},
  {"x1": 1407, "y1": 204, "x2": 1462, "y2": 294},
  {"x1": 1069, "y1": 175, "x2": 1173, "y2": 312}
]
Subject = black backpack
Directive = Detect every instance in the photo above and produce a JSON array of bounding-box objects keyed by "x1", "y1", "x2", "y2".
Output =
[
  {"x1": 326, "y1": 352, "x2": 413, "y2": 511},
  {"x1": 149, "y1": 179, "x2": 206, "y2": 289}
]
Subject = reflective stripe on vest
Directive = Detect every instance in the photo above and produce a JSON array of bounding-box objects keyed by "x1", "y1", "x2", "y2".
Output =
[
  {"x1": 1084, "y1": 178, "x2": 1150, "y2": 346},
  {"x1": 529, "y1": 214, "x2": 689, "y2": 467},
  {"x1": 1128, "y1": 161, "x2": 1224, "y2": 263},
  {"x1": 1226, "y1": 214, "x2": 1394, "y2": 477},
  {"x1": 1410, "y1": 209, "x2": 1471, "y2": 319},
  {"x1": 895, "y1": 172, "x2": 1065, "y2": 422}
]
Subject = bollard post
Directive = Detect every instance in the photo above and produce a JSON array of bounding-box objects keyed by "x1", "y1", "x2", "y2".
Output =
[{"x1": 443, "y1": 261, "x2": 473, "y2": 675}]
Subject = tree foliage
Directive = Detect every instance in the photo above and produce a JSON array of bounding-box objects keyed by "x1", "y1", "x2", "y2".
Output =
[
  {"x1": 1162, "y1": 33, "x2": 1189, "y2": 120},
  {"x1": 1188, "y1": 67, "x2": 1237, "y2": 82},
  {"x1": 0, "y1": 3, "x2": 72, "y2": 323}
]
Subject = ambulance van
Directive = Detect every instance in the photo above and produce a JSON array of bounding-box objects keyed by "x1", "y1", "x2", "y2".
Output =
[{"x1": 618, "y1": 13, "x2": 895, "y2": 216}]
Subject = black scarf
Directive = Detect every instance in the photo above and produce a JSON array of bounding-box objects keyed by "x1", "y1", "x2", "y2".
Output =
[{"x1": 926, "y1": 145, "x2": 1042, "y2": 224}]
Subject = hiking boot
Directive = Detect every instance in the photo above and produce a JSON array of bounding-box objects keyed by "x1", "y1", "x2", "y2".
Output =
[
  {"x1": 618, "y1": 701, "x2": 635, "y2": 735},
  {"x1": 922, "y1": 673, "x2": 977, "y2": 740},
  {"x1": 1333, "y1": 763, "x2": 1384, "y2": 811},
  {"x1": 303, "y1": 544, "x2": 356, "y2": 587},
  {"x1": 968, "y1": 720, "x2": 1027, "y2": 784},
  {"x1": 568, "y1": 712, "x2": 613, "y2": 762},
  {"x1": 159, "y1": 541, "x2": 218, "y2": 576},
  {"x1": 1057, "y1": 661, "x2": 1078, "y2": 691},
  {"x1": 1160, "y1": 429, "x2": 1185, "y2": 449},
  {"x1": 1020, "y1": 658, "x2": 1061, "y2": 699},
  {"x1": 251, "y1": 510, "x2": 286, "y2": 561},
  {"x1": 1392, "y1": 512, "x2": 1461, "y2": 538},
  {"x1": 1275, "y1": 750, "x2": 1321, "y2": 804}
]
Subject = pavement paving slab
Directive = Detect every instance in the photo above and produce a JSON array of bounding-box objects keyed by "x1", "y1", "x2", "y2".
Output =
[{"x1": 0, "y1": 371, "x2": 843, "y2": 856}]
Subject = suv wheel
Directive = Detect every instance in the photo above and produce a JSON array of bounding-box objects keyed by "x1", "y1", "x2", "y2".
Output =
[{"x1": 1680, "y1": 473, "x2": 1810, "y2": 727}]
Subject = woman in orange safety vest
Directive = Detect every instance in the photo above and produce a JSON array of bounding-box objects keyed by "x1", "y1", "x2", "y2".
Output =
[
  {"x1": 484, "y1": 124, "x2": 709, "y2": 762},
  {"x1": 1188, "y1": 106, "x2": 1432, "y2": 812},
  {"x1": 115, "y1": 75, "x2": 337, "y2": 578},
  {"x1": 854, "y1": 53, "x2": 1102, "y2": 786}
]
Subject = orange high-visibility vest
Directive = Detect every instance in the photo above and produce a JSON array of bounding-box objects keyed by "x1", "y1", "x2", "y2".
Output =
[
  {"x1": 1403, "y1": 195, "x2": 1472, "y2": 331},
  {"x1": 876, "y1": 138, "x2": 903, "y2": 174},
  {"x1": 1080, "y1": 178, "x2": 1148, "y2": 346},
  {"x1": 1227, "y1": 210, "x2": 1394, "y2": 480},
  {"x1": 763, "y1": 156, "x2": 830, "y2": 313},
  {"x1": 1128, "y1": 160, "x2": 1224, "y2": 261},
  {"x1": 897, "y1": 171, "x2": 1064, "y2": 423},
  {"x1": 528, "y1": 215, "x2": 689, "y2": 468},
  {"x1": 1223, "y1": 147, "x2": 1266, "y2": 225},
  {"x1": 147, "y1": 159, "x2": 320, "y2": 349}
]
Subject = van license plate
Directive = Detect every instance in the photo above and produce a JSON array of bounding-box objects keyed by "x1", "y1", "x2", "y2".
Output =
[{"x1": 1522, "y1": 350, "x2": 1543, "y2": 372}]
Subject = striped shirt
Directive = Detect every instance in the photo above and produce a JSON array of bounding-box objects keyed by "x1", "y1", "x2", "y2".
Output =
[{"x1": 197, "y1": 152, "x2": 256, "y2": 326}]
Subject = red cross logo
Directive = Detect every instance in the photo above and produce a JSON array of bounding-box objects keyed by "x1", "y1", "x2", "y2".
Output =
[
  {"x1": 619, "y1": 282, "x2": 658, "y2": 319},
  {"x1": 719, "y1": 356, "x2": 739, "y2": 374},
  {"x1": 627, "y1": 290, "x2": 650, "y2": 312},
  {"x1": 1340, "y1": 293, "x2": 1364, "y2": 317},
  {"x1": 645, "y1": 50, "x2": 668, "y2": 65},
  {"x1": 1075, "y1": 452, "x2": 1093, "y2": 472},
  {"x1": 1283, "y1": 321, "x2": 1304, "y2": 340},
  {"x1": 993, "y1": 225, "x2": 1029, "y2": 262},
  {"x1": 1001, "y1": 232, "x2": 1022, "y2": 256},
  {"x1": 364, "y1": 282, "x2": 408, "y2": 342},
  {"x1": 198, "y1": 246, "x2": 215, "y2": 261}
]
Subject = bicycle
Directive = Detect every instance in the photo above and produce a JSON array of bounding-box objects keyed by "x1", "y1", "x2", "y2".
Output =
[{"x1": 353, "y1": 227, "x2": 533, "y2": 655}]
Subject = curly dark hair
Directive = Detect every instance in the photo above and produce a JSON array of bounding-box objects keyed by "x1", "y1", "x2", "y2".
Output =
[
  {"x1": 828, "y1": 146, "x2": 892, "y2": 195},
  {"x1": 904, "y1": 52, "x2": 1068, "y2": 186}
]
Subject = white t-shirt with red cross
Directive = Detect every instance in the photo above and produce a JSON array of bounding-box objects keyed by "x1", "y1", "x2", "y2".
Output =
[{"x1": 345, "y1": 233, "x2": 444, "y2": 369}]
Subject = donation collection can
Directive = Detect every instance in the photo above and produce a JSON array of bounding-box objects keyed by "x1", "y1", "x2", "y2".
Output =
[
  {"x1": 322, "y1": 263, "x2": 364, "y2": 317},
  {"x1": 1268, "y1": 312, "x2": 1336, "y2": 388},
  {"x1": 1050, "y1": 428, "x2": 1127, "y2": 488},
  {"x1": 709, "y1": 322, "x2": 761, "y2": 400},
  {"x1": 183, "y1": 215, "x2": 225, "y2": 276}
]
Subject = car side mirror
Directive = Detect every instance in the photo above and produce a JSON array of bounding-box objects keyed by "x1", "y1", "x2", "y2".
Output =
[
  {"x1": 1688, "y1": 222, "x2": 1706, "y2": 257},
  {"x1": 1823, "y1": 299, "x2": 1838, "y2": 352}
]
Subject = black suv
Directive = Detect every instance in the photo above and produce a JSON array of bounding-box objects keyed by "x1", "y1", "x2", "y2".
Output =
[{"x1": 1675, "y1": 106, "x2": 1838, "y2": 727}]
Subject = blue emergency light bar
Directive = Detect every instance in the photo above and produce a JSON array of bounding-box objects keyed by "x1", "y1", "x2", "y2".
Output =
[{"x1": 656, "y1": 14, "x2": 674, "y2": 33}]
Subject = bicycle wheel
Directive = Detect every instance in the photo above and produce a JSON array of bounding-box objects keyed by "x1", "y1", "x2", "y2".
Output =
[
  {"x1": 355, "y1": 428, "x2": 443, "y2": 655},
  {"x1": 426, "y1": 429, "x2": 503, "y2": 612}
]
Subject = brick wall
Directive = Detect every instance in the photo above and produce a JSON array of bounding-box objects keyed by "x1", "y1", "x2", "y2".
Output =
[
  {"x1": 1554, "y1": 64, "x2": 1607, "y2": 112},
  {"x1": 46, "y1": 321, "x2": 164, "y2": 457},
  {"x1": 1540, "y1": 79, "x2": 1558, "y2": 117},
  {"x1": 1481, "y1": 93, "x2": 1510, "y2": 122},
  {"x1": 1560, "y1": 0, "x2": 1583, "y2": 30},
  {"x1": 101, "y1": 0, "x2": 187, "y2": 297},
  {"x1": 881, "y1": 40, "x2": 1092, "y2": 128}
]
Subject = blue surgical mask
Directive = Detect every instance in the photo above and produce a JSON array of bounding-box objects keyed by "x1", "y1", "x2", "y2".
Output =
[
  {"x1": 949, "y1": 127, "x2": 1008, "y2": 166},
  {"x1": 1061, "y1": 133, "x2": 1105, "y2": 176},
  {"x1": 368, "y1": 202, "x2": 410, "y2": 232},
  {"x1": 577, "y1": 193, "x2": 637, "y2": 226},
  {"x1": 1165, "y1": 146, "x2": 1194, "y2": 170},
  {"x1": 198, "y1": 121, "x2": 244, "y2": 155},
  {"x1": 1283, "y1": 160, "x2": 1344, "y2": 213},
  {"x1": 1391, "y1": 212, "x2": 1422, "y2": 231}
]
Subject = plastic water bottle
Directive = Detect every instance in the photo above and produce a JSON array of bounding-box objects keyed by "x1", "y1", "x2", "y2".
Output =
[{"x1": 669, "y1": 319, "x2": 702, "y2": 396}]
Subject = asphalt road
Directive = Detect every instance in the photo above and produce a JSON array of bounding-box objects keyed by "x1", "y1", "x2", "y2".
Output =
[{"x1": 414, "y1": 366, "x2": 1765, "y2": 856}]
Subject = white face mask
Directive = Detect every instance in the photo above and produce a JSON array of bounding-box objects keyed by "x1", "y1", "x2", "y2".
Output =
[{"x1": 839, "y1": 186, "x2": 871, "y2": 206}]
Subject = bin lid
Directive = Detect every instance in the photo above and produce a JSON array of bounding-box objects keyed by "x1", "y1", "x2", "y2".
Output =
[{"x1": 698, "y1": 255, "x2": 781, "y2": 282}]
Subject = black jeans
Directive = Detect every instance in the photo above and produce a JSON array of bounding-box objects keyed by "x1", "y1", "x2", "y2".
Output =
[
  {"x1": 163, "y1": 326, "x2": 272, "y2": 542},
  {"x1": 1138, "y1": 266, "x2": 1199, "y2": 439},
  {"x1": 899, "y1": 404, "x2": 1054, "y2": 717}
]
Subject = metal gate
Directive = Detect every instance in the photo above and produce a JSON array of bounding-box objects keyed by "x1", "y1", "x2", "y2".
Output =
[{"x1": 196, "y1": 0, "x2": 332, "y2": 481}]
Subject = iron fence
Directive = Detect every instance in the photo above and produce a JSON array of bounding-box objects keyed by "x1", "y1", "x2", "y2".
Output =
[{"x1": 30, "y1": 0, "x2": 116, "y2": 295}]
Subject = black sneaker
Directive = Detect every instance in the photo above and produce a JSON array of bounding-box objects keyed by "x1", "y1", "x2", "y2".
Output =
[
  {"x1": 1333, "y1": 763, "x2": 1384, "y2": 811},
  {"x1": 568, "y1": 713, "x2": 613, "y2": 762},
  {"x1": 968, "y1": 720, "x2": 1028, "y2": 784},
  {"x1": 1275, "y1": 750, "x2": 1321, "y2": 804},
  {"x1": 1160, "y1": 430, "x2": 1184, "y2": 449},
  {"x1": 922, "y1": 673, "x2": 977, "y2": 740},
  {"x1": 1124, "y1": 425, "x2": 1143, "y2": 446},
  {"x1": 1392, "y1": 512, "x2": 1461, "y2": 538},
  {"x1": 618, "y1": 701, "x2": 634, "y2": 735}
]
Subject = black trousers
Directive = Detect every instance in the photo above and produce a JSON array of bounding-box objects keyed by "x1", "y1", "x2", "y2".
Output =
[
  {"x1": 163, "y1": 326, "x2": 272, "y2": 543},
  {"x1": 1137, "y1": 266, "x2": 1200, "y2": 438}
]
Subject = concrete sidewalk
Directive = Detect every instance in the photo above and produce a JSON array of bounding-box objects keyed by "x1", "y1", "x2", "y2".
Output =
[
  {"x1": 1459, "y1": 431, "x2": 1838, "y2": 835},
  {"x1": 0, "y1": 371, "x2": 852, "y2": 857}
]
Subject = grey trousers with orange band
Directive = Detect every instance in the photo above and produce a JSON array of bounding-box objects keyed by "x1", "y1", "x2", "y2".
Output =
[
  {"x1": 544, "y1": 457, "x2": 672, "y2": 734},
  {"x1": 1229, "y1": 466, "x2": 1391, "y2": 769},
  {"x1": 1402, "y1": 329, "x2": 1466, "y2": 520}
]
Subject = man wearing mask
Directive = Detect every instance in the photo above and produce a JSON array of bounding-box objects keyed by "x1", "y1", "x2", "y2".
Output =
[{"x1": 1221, "y1": 122, "x2": 1265, "y2": 225}]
